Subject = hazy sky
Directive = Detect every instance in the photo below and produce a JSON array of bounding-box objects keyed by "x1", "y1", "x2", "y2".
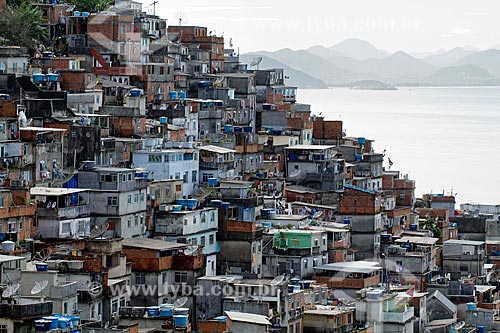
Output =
[{"x1": 139, "y1": 0, "x2": 499, "y2": 54}]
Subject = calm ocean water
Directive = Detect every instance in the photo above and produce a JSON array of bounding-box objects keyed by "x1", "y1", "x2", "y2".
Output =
[{"x1": 298, "y1": 87, "x2": 500, "y2": 205}]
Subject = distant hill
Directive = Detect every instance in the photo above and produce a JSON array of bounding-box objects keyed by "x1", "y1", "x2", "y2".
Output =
[
  {"x1": 422, "y1": 47, "x2": 477, "y2": 67},
  {"x1": 452, "y1": 49, "x2": 500, "y2": 77},
  {"x1": 245, "y1": 49, "x2": 359, "y2": 86},
  {"x1": 351, "y1": 80, "x2": 397, "y2": 90},
  {"x1": 241, "y1": 40, "x2": 500, "y2": 87},
  {"x1": 330, "y1": 38, "x2": 389, "y2": 60},
  {"x1": 424, "y1": 64, "x2": 500, "y2": 86},
  {"x1": 238, "y1": 54, "x2": 328, "y2": 89},
  {"x1": 306, "y1": 45, "x2": 345, "y2": 60}
]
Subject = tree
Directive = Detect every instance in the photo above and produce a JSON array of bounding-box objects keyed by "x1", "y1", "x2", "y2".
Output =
[
  {"x1": 0, "y1": 2, "x2": 47, "y2": 48},
  {"x1": 419, "y1": 217, "x2": 442, "y2": 239},
  {"x1": 69, "y1": 0, "x2": 114, "y2": 13}
]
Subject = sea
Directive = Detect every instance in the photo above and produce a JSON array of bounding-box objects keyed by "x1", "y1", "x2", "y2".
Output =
[{"x1": 297, "y1": 87, "x2": 500, "y2": 206}]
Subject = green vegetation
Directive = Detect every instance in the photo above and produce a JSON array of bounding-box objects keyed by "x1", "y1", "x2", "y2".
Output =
[
  {"x1": 0, "y1": 1, "x2": 47, "y2": 48},
  {"x1": 69, "y1": 0, "x2": 114, "y2": 13},
  {"x1": 419, "y1": 217, "x2": 442, "y2": 239}
]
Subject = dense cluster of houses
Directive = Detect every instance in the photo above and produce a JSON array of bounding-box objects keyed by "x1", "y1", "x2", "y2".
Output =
[{"x1": 0, "y1": 1, "x2": 498, "y2": 333}]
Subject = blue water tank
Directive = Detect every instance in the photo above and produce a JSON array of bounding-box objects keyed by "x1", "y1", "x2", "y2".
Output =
[
  {"x1": 234, "y1": 127, "x2": 242, "y2": 133},
  {"x1": 159, "y1": 117, "x2": 168, "y2": 124},
  {"x1": 168, "y1": 91, "x2": 178, "y2": 100},
  {"x1": 36, "y1": 263, "x2": 49, "y2": 272},
  {"x1": 262, "y1": 103, "x2": 272, "y2": 110},
  {"x1": 409, "y1": 224, "x2": 418, "y2": 231},
  {"x1": 356, "y1": 154, "x2": 362, "y2": 161},
  {"x1": 179, "y1": 91, "x2": 186, "y2": 99},
  {"x1": 477, "y1": 325, "x2": 486, "y2": 333},
  {"x1": 358, "y1": 137, "x2": 366, "y2": 144},
  {"x1": 174, "y1": 315, "x2": 188, "y2": 327},
  {"x1": 198, "y1": 81, "x2": 209, "y2": 88},
  {"x1": 73, "y1": 11, "x2": 81, "y2": 16},
  {"x1": 33, "y1": 73, "x2": 44, "y2": 82},
  {"x1": 82, "y1": 12, "x2": 90, "y2": 17},
  {"x1": 221, "y1": 202, "x2": 230, "y2": 209},
  {"x1": 46, "y1": 73, "x2": 59, "y2": 82},
  {"x1": 147, "y1": 306, "x2": 160, "y2": 317},
  {"x1": 207, "y1": 178, "x2": 219, "y2": 186},
  {"x1": 467, "y1": 302, "x2": 477, "y2": 311},
  {"x1": 129, "y1": 89, "x2": 142, "y2": 97},
  {"x1": 244, "y1": 126, "x2": 253, "y2": 133},
  {"x1": 224, "y1": 125, "x2": 233, "y2": 133}
]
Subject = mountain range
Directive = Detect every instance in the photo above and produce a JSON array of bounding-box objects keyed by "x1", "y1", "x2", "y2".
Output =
[{"x1": 242, "y1": 38, "x2": 500, "y2": 88}]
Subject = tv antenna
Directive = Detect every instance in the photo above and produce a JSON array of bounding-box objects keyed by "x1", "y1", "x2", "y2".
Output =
[
  {"x1": 175, "y1": 12, "x2": 188, "y2": 26},
  {"x1": 250, "y1": 56, "x2": 263, "y2": 70},
  {"x1": 173, "y1": 296, "x2": 188, "y2": 308},
  {"x1": 31, "y1": 247, "x2": 53, "y2": 262},
  {"x1": 31, "y1": 280, "x2": 49, "y2": 295}
]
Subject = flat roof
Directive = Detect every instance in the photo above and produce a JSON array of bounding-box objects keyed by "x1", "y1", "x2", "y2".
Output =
[
  {"x1": 395, "y1": 237, "x2": 438, "y2": 246},
  {"x1": 0, "y1": 254, "x2": 25, "y2": 263},
  {"x1": 444, "y1": 239, "x2": 485, "y2": 246},
  {"x1": 122, "y1": 238, "x2": 187, "y2": 251},
  {"x1": 19, "y1": 126, "x2": 66, "y2": 132},
  {"x1": 200, "y1": 145, "x2": 235, "y2": 154},
  {"x1": 286, "y1": 185, "x2": 322, "y2": 194},
  {"x1": 314, "y1": 261, "x2": 382, "y2": 274},
  {"x1": 475, "y1": 285, "x2": 496, "y2": 293},
  {"x1": 225, "y1": 311, "x2": 271, "y2": 326},
  {"x1": 30, "y1": 187, "x2": 89, "y2": 196},
  {"x1": 285, "y1": 145, "x2": 335, "y2": 150},
  {"x1": 91, "y1": 167, "x2": 135, "y2": 173}
]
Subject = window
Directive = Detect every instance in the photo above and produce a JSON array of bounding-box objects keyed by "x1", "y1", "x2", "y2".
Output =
[
  {"x1": 201, "y1": 213, "x2": 206, "y2": 223},
  {"x1": 174, "y1": 272, "x2": 187, "y2": 284},
  {"x1": 209, "y1": 234, "x2": 214, "y2": 245},
  {"x1": 135, "y1": 273, "x2": 145, "y2": 285},
  {"x1": 210, "y1": 211, "x2": 215, "y2": 222},
  {"x1": 162, "y1": 272, "x2": 168, "y2": 284},
  {"x1": 175, "y1": 172, "x2": 180, "y2": 179},
  {"x1": 112, "y1": 299, "x2": 118, "y2": 313},
  {"x1": 128, "y1": 173, "x2": 133, "y2": 181},
  {"x1": 127, "y1": 219, "x2": 131, "y2": 228},
  {"x1": 149, "y1": 155, "x2": 162, "y2": 163},
  {"x1": 127, "y1": 195, "x2": 132, "y2": 204},
  {"x1": 201, "y1": 236, "x2": 206, "y2": 246},
  {"x1": 193, "y1": 216, "x2": 197, "y2": 224},
  {"x1": 134, "y1": 193, "x2": 138, "y2": 203},
  {"x1": 183, "y1": 171, "x2": 189, "y2": 183},
  {"x1": 8, "y1": 220, "x2": 16, "y2": 233},
  {"x1": 108, "y1": 196, "x2": 118, "y2": 206},
  {"x1": 304, "y1": 259, "x2": 308, "y2": 269},
  {"x1": 192, "y1": 171, "x2": 197, "y2": 183},
  {"x1": 0, "y1": 196, "x2": 4, "y2": 207},
  {"x1": 134, "y1": 215, "x2": 138, "y2": 226},
  {"x1": 191, "y1": 238, "x2": 197, "y2": 245},
  {"x1": 140, "y1": 193, "x2": 145, "y2": 202},
  {"x1": 160, "y1": 66, "x2": 164, "y2": 75},
  {"x1": 120, "y1": 297, "x2": 126, "y2": 307}
]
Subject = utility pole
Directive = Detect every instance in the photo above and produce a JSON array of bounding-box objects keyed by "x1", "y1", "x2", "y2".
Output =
[{"x1": 151, "y1": 1, "x2": 158, "y2": 16}]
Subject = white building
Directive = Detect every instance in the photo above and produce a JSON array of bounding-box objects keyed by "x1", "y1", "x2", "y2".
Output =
[{"x1": 133, "y1": 148, "x2": 199, "y2": 197}]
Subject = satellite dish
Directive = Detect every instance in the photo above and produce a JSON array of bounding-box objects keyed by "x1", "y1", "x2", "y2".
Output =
[
  {"x1": 2, "y1": 286, "x2": 13, "y2": 298},
  {"x1": 89, "y1": 223, "x2": 109, "y2": 239},
  {"x1": 12, "y1": 283, "x2": 20, "y2": 294},
  {"x1": 31, "y1": 280, "x2": 49, "y2": 295},
  {"x1": 173, "y1": 296, "x2": 188, "y2": 308},
  {"x1": 270, "y1": 275, "x2": 284, "y2": 286},
  {"x1": 250, "y1": 56, "x2": 263, "y2": 69},
  {"x1": 454, "y1": 321, "x2": 465, "y2": 330}
]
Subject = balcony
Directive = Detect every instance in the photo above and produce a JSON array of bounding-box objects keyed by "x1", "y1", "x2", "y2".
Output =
[
  {"x1": 382, "y1": 306, "x2": 414, "y2": 323},
  {"x1": 0, "y1": 301, "x2": 53, "y2": 319},
  {"x1": 85, "y1": 238, "x2": 123, "y2": 254},
  {"x1": 199, "y1": 109, "x2": 223, "y2": 120},
  {"x1": 92, "y1": 66, "x2": 139, "y2": 76},
  {"x1": 51, "y1": 281, "x2": 78, "y2": 299},
  {"x1": 37, "y1": 205, "x2": 90, "y2": 219}
]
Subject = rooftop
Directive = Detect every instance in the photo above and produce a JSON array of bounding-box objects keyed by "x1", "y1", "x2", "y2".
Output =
[
  {"x1": 0, "y1": 254, "x2": 25, "y2": 263},
  {"x1": 285, "y1": 145, "x2": 335, "y2": 151},
  {"x1": 314, "y1": 261, "x2": 382, "y2": 274},
  {"x1": 200, "y1": 145, "x2": 236, "y2": 154},
  {"x1": 444, "y1": 239, "x2": 485, "y2": 246},
  {"x1": 30, "y1": 187, "x2": 89, "y2": 196},
  {"x1": 122, "y1": 238, "x2": 187, "y2": 251},
  {"x1": 395, "y1": 236, "x2": 438, "y2": 246},
  {"x1": 225, "y1": 311, "x2": 271, "y2": 326}
]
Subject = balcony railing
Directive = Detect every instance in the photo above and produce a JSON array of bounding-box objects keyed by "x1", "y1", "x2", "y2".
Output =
[
  {"x1": 382, "y1": 306, "x2": 414, "y2": 323},
  {"x1": 0, "y1": 301, "x2": 53, "y2": 319},
  {"x1": 37, "y1": 205, "x2": 90, "y2": 219}
]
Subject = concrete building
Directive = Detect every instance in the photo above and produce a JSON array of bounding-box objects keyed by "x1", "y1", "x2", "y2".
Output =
[
  {"x1": 78, "y1": 165, "x2": 148, "y2": 238},
  {"x1": 442, "y1": 239, "x2": 485, "y2": 277},
  {"x1": 31, "y1": 187, "x2": 91, "y2": 240},
  {"x1": 199, "y1": 145, "x2": 236, "y2": 182},
  {"x1": 154, "y1": 205, "x2": 218, "y2": 276},
  {"x1": 0, "y1": 47, "x2": 28, "y2": 74},
  {"x1": 122, "y1": 238, "x2": 204, "y2": 309},
  {"x1": 285, "y1": 145, "x2": 344, "y2": 191},
  {"x1": 132, "y1": 146, "x2": 199, "y2": 197},
  {"x1": 303, "y1": 306, "x2": 355, "y2": 333}
]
